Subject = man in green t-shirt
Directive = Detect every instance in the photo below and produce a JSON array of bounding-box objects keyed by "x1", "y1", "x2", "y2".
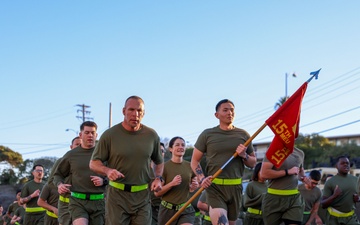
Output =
[
  {"x1": 298, "y1": 169, "x2": 322, "y2": 225},
  {"x1": 20, "y1": 164, "x2": 46, "y2": 225},
  {"x1": 90, "y1": 95, "x2": 164, "y2": 225},
  {"x1": 321, "y1": 156, "x2": 360, "y2": 225},
  {"x1": 191, "y1": 99, "x2": 257, "y2": 225},
  {"x1": 54, "y1": 121, "x2": 106, "y2": 225}
]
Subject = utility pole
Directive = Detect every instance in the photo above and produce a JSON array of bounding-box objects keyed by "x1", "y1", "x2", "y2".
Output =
[
  {"x1": 76, "y1": 104, "x2": 93, "y2": 122},
  {"x1": 109, "y1": 102, "x2": 112, "y2": 128}
]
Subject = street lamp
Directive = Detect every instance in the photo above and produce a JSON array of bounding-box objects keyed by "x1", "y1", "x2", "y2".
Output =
[
  {"x1": 65, "y1": 128, "x2": 78, "y2": 135},
  {"x1": 285, "y1": 72, "x2": 297, "y2": 98}
]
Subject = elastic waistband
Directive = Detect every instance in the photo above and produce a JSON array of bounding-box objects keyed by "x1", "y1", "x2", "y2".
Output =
[
  {"x1": 327, "y1": 207, "x2": 354, "y2": 217},
  {"x1": 204, "y1": 215, "x2": 211, "y2": 221},
  {"x1": 247, "y1": 207, "x2": 262, "y2": 215},
  {"x1": 25, "y1": 207, "x2": 46, "y2": 213},
  {"x1": 59, "y1": 195, "x2": 70, "y2": 203},
  {"x1": 267, "y1": 188, "x2": 299, "y2": 195},
  {"x1": 71, "y1": 192, "x2": 104, "y2": 200},
  {"x1": 109, "y1": 181, "x2": 148, "y2": 192},
  {"x1": 46, "y1": 210, "x2": 58, "y2": 218},
  {"x1": 212, "y1": 178, "x2": 242, "y2": 185},
  {"x1": 161, "y1": 200, "x2": 191, "y2": 211}
]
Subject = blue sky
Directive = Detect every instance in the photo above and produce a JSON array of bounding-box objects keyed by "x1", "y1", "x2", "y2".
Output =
[{"x1": 1, "y1": 1, "x2": 360, "y2": 160}]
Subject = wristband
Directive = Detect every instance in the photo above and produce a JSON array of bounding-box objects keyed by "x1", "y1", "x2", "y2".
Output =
[
  {"x1": 285, "y1": 169, "x2": 289, "y2": 176},
  {"x1": 200, "y1": 177, "x2": 206, "y2": 184}
]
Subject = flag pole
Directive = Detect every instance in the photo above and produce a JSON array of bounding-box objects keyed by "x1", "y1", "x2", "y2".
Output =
[
  {"x1": 166, "y1": 68, "x2": 321, "y2": 224},
  {"x1": 165, "y1": 123, "x2": 267, "y2": 225}
]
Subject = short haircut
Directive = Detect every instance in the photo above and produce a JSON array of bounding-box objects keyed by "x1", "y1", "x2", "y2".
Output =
[
  {"x1": 124, "y1": 95, "x2": 144, "y2": 107},
  {"x1": 160, "y1": 142, "x2": 165, "y2": 148},
  {"x1": 71, "y1": 136, "x2": 80, "y2": 145},
  {"x1": 336, "y1": 155, "x2": 348, "y2": 163},
  {"x1": 80, "y1": 121, "x2": 98, "y2": 131},
  {"x1": 215, "y1": 99, "x2": 235, "y2": 112},
  {"x1": 32, "y1": 164, "x2": 44, "y2": 171},
  {"x1": 168, "y1": 136, "x2": 185, "y2": 148},
  {"x1": 309, "y1": 170, "x2": 321, "y2": 181}
]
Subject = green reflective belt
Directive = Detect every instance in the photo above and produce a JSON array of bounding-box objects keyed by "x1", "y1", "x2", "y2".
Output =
[
  {"x1": 15, "y1": 222, "x2": 20, "y2": 225},
  {"x1": 25, "y1": 207, "x2": 46, "y2": 213},
  {"x1": 204, "y1": 215, "x2": 211, "y2": 221},
  {"x1": 71, "y1": 192, "x2": 104, "y2": 200},
  {"x1": 212, "y1": 178, "x2": 242, "y2": 185},
  {"x1": 327, "y1": 207, "x2": 354, "y2": 217},
  {"x1": 267, "y1": 188, "x2": 299, "y2": 195},
  {"x1": 59, "y1": 195, "x2": 70, "y2": 203},
  {"x1": 109, "y1": 181, "x2": 148, "y2": 192},
  {"x1": 195, "y1": 211, "x2": 201, "y2": 216},
  {"x1": 46, "y1": 210, "x2": 58, "y2": 218},
  {"x1": 247, "y1": 207, "x2": 262, "y2": 215},
  {"x1": 303, "y1": 211, "x2": 311, "y2": 215},
  {"x1": 161, "y1": 200, "x2": 191, "y2": 211}
]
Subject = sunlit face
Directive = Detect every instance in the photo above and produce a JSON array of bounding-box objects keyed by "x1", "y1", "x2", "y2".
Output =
[
  {"x1": 32, "y1": 166, "x2": 44, "y2": 180},
  {"x1": 122, "y1": 98, "x2": 145, "y2": 131},
  {"x1": 70, "y1": 138, "x2": 82, "y2": 149},
  {"x1": 215, "y1": 102, "x2": 235, "y2": 125},
  {"x1": 170, "y1": 138, "x2": 186, "y2": 157},
  {"x1": 79, "y1": 126, "x2": 97, "y2": 149}
]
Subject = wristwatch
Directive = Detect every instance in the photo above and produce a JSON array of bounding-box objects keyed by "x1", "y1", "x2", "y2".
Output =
[
  {"x1": 155, "y1": 176, "x2": 164, "y2": 182},
  {"x1": 243, "y1": 153, "x2": 249, "y2": 161}
]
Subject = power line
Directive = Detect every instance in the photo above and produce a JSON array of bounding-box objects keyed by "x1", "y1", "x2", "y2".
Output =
[{"x1": 317, "y1": 119, "x2": 360, "y2": 134}]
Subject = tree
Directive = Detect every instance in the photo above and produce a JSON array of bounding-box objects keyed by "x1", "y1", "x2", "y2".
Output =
[
  {"x1": 0, "y1": 168, "x2": 18, "y2": 184},
  {"x1": 274, "y1": 96, "x2": 288, "y2": 110},
  {"x1": 295, "y1": 133, "x2": 360, "y2": 169},
  {"x1": 0, "y1": 145, "x2": 23, "y2": 167}
]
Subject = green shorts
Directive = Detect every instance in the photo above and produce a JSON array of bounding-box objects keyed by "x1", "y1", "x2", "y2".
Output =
[
  {"x1": 23, "y1": 212, "x2": 45, "y2": 225},
  {"x1": 69, "y1": 196, "x2": 105, "y2": 225},
  {"x1": 206, "y1": 184, "x2": 243, "y2": 221},
  {"x1": 58, "y1": 198, "x2": 71, "y2": 225},
  {"x1": 44, "y1": 214, "x2": 58, "y2": 225},
  {"x1": 106, "y1": 185, "x2": 151, "y2": 225},
  {"x1": 262, "y1": 193, "x2": 304, "y2": 225},
  {"x1": 158, "y1": 204, "x2": 195, "y2": 225}
]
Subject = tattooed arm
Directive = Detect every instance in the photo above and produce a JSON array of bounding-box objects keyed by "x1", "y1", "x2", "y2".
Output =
[
  {"x1": 191, "y1": 148, "x2": 205, "y2": 180},
  {"x1": 191, "y1": 148, "x2": 212, "y2": 188}
]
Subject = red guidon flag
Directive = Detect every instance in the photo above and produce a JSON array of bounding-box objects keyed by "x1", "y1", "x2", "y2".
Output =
[{"x1": 265, "y1": 82, "x2": 308, "y2": 168}]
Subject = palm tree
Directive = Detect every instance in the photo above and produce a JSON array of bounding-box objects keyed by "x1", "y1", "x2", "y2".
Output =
[{"x1": 274, "y1": 96, "x2": 288, "y2": 110}]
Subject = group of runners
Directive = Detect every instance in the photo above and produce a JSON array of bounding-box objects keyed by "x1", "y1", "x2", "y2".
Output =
[{"x1": 2, "y1": 95, "x2": 360, "y2": 225}]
